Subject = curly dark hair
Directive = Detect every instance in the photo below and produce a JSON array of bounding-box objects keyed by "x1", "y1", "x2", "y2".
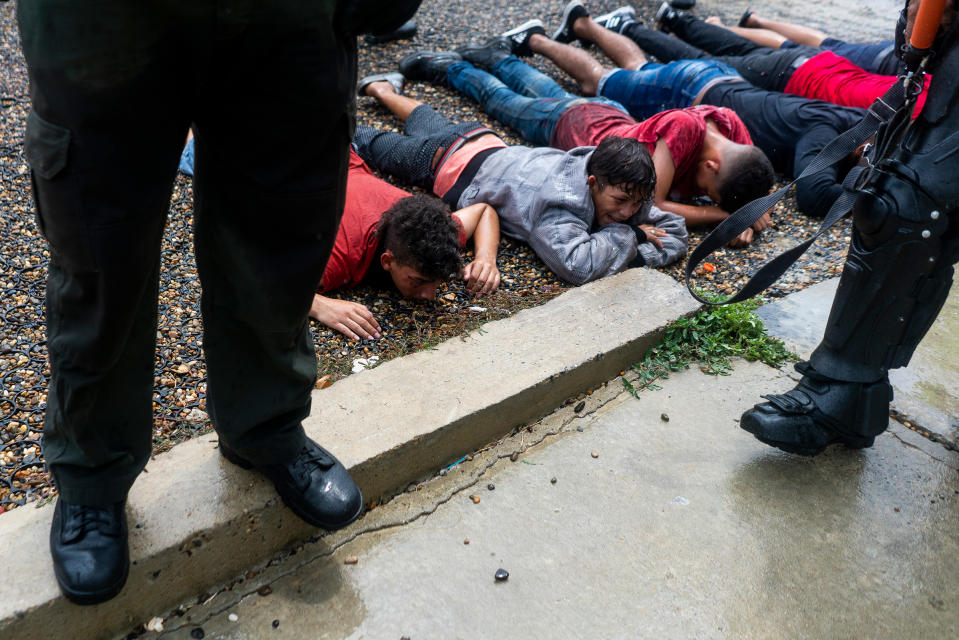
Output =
[
  {"x1": 585, "y1": 136, "x2": 657, "y2": 203},
  {"x1": 375, "y1": 194, "x2": 463, "y2": 281},
  {"x1": 715, "y1": 145, "x2": 776, "y2": 212}
]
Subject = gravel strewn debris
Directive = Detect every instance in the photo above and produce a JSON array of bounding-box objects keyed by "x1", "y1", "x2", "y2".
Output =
[{"x1": 0, "y1": 0, "x2": 883, "y2": 511}]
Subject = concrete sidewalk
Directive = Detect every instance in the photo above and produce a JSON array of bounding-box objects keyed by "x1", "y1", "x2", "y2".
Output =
[
  {"x1": 0, "y1": 269, "x2": 699, "y2": 640},
  {"x1": 154, "y1": 362, "x2": 959, "y2": 640},
  {"x1": 146, "y1": 289, "x2": 958, "y2": 639}
]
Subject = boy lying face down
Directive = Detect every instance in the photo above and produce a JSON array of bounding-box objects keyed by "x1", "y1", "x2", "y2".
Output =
[
  {"x1": 352, "y1": 78, "x2": 688, "y2": 285},
  {"x1": 397, "y1": 43, "x2": 773, "y2": 247},
  {"x1": 180, "y1": 140, "x2": 501, "y2": 340}
]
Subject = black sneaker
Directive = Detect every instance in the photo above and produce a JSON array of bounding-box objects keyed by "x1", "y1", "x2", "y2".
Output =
[
  {"x1": 357, "y1": 71, "x2": 406, "y2": 96},
  {"x1": 671, "y1": 0, "x2": 696, "y2": 9},
  {"x1": 654, "y1": 1, "x2": 678, "y2": 33},
  {"x1": 501, "y1": 19, "x2": 547, "y2": 57},
  {"x1": 50, "y1": 498, "x2": 129, "y2": 605},
  {"x1": 455, "y1": 37, "x2": 514, "y2": 70},
  {"x1": 398, "y1": 50, "x2": 463, "y2": 85},
  {"x1": 552, "y1": 1, "x2": 590, "y2": 46},
  {"x1": 594, "y1": 6, "x2": 639, "y2": 34}
]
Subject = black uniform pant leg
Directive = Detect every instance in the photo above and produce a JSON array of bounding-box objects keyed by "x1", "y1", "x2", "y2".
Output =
[
  {"x1": 16, "y1": 0, "x2": 192, "y2": 505},
  {"x1": 190, "y1": 0, "x2": 355, "y2": 465}
]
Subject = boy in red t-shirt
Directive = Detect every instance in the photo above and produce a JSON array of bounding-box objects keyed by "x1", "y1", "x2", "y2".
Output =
[
  {"x1": 179, "y1": 141, "x2": 501, "y2": 340},
  {"x1": 312, "y1": 149, "x2": 501, "y2": 340},
  {"x1": 397, "y1": 33, "x2": 774, "y2": 246}
]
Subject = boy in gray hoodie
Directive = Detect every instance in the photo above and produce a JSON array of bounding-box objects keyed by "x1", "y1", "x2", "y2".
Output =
[{"x1": 354, "y1": 79, "x2": 688, "y2": 284}]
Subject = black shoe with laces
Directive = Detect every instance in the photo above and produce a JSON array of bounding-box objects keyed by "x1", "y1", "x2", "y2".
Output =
[
  {"x1": 552, "y1": 1, "x2": 590, "y2": 46},
  {"x1": 501, "y1": 19, "x2": 547, "y2": 57},
  {"x1": 398, "y1": 50, "x2": 463, "y2": 85},
  {"x1": 594, "y1": 6, "x2": 639, "y2": 34},
  {"x1": 455, "y1": 37, "x2": 514, "y2": 70},
  {"x1": 50, "y1": 498, "x2": 129, "y2": 605},
  {"x1": 219, "y1": 438, "x2": 363, "y2": 530}
]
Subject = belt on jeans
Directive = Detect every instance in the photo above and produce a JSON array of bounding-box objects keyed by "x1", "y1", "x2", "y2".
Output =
[{"x1": 790, "y1": 55, "x2": 811, "y2": 70}]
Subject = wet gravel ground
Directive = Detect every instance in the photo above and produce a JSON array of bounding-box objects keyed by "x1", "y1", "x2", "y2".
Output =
[{"x1": 0, "y1": 0, "x2": 882, "y2": 511}]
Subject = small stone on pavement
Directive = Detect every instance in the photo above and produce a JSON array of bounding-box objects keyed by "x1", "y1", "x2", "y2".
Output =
[
  {"x1": 494, "y1": 568, "x2": 509, "y2": 582},
  {"x1": 590, "y1": 450, "x2": 599, "y2": 458},
  {"x1": 345, "y1": 555, "x2": 359, "y2": 565},
  {"x1": 191, "y1": 628, "x2": 205, "y2": 639},
  {"x1": 487, "y1": 483, "x2": 495, "y2": 490}
]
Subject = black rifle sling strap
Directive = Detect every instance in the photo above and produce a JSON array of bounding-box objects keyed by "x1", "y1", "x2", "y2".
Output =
[{"x1": 684, "y1": 79, "x2": 914, "y2": 305}]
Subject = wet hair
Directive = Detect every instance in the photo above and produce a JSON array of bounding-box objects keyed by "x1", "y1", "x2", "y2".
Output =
[
  {"x1": 715, "y1": 145, "x2": 776, "y2": 213},
  {"x1": 376, "y1": 194, "x2": 463, "y2": 281},
  {"x1": 585, "y1": 136, "x2": 656, "y2": 203}
]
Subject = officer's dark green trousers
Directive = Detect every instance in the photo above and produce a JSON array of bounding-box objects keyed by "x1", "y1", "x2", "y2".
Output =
[{"x1": 17, "y1": 0, "x2": 356, "y2": 506}]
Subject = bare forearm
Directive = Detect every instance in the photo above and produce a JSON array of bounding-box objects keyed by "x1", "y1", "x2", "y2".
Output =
[{"x1": 472, "y1": 205, "x2": 500, "y2": 262}]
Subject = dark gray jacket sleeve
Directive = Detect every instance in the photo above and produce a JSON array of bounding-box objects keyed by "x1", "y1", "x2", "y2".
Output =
[
  {"x1": 527, "y1": 208, "x2": 638, "y2": 285},
  {"x1": 634, "y1": 204, "x2": 689, "y2": 267}
]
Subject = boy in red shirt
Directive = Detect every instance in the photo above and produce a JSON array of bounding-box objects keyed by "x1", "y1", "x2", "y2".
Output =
[
  {"x1": 641, "y1": 7, "x2": 930, "y2": 115},
  {"x1": 398, "y1": 42, "x2": 774, "y2": 246},
  {"x1": 179, "y1": 141, "x2": 502, "y2": 340}
]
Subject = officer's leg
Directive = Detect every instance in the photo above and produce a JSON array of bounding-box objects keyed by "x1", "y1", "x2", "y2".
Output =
[
  {"x1": 17, "y1": 0, "x2": 190, "y2": 604},
  {"x1": 740, "y1": 25, "x2": 959, "y2": 456},
  {"x1": 18, "y1": 1, "x2": 190, "y2": 507},
  {"x1": 191, "y1": 0, "x2": 363, "y2": 529}
]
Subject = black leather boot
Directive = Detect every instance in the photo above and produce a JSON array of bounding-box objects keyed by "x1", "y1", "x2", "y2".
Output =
[
  {"x1": 741, "y1": 362, "x2": 893, "y2": 456},
  {"x1": 220, "y1": 437, "x2": 363, "y2": 530},
  {"x1": 50, "y1": 498, "x2": 129, "y2": 605}
]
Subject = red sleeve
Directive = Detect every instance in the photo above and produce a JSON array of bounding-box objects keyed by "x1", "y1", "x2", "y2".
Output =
[
  {"x1": 318, "y1": 252, "x2": 350, "y2": 293},
  {"x1": 647, "y1": 110, "x2": 705, "y2": 180},
  {"x1": 448, "y1": 213, "x2": 467, "y2": 249}
]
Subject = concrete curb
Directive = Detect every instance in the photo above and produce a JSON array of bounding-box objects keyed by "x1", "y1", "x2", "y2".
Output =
[{"x1": 0, "y1": 268, "x2": 700, "y2": 640}]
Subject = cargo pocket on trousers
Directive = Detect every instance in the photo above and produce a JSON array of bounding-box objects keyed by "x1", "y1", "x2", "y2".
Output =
[{"x1": 24, "y1": 110, "x2": 95, "y2": 272}]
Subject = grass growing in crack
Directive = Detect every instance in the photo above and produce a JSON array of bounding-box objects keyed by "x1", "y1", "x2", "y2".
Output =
[{"x1": 623, "y1": 294, "x2": 798, "y2": 398}]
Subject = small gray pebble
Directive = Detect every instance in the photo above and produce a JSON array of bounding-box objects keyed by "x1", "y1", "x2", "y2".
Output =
[
  {"x1": 574, "y1": 401, "x2": 586, "y2": 413},
  {"x1": 576, "y1": 426, "x2": 584, "y2": 432},
  {"x1": 487, "y1": 483, "x2": 495, "y2": 491},
  {"x1": 550, "y1": 477, "x2": 557, "y2": 484},
  {"x1": 272, "y1": 620, "x2": 280, "y2": 629},
  {"x1": 191, "y1": 629, "x2": 205, "y2": 639},
  {"x1": 661, "y1": 413, "x2": 670, "y2": 422},
  {"x1": 439, "y1": 468, "x2": 447, "y2": 476},
  {"x1": 494, "y1": 568, "x2": 509, "y2": 582}
]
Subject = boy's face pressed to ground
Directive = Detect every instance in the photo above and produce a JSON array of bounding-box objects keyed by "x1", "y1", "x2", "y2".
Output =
[
  {"x1": 381, "y1": 252, "x2": 444, "y2": 300},
  {"x1": 588, "y1": 176, "x2": 646, "y2": 227}
]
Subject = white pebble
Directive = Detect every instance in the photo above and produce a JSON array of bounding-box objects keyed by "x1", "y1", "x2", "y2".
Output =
[{"x1": 228, "y1": 613, "x2": 239, "y2": 622}]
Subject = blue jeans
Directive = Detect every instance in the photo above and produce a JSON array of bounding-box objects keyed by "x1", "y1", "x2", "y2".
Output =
[
  {"x1": 597, "y1": 59, "x2": 741, "y2": 121},
  {"x1": 784, "y1": 38, "x2": 899, "y2": 76},
  {"x1": 447, "y1": 56, "x2": 626, "y2": 146}
]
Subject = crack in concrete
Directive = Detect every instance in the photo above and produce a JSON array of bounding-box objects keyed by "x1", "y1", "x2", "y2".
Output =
[
  {"x1": 889, "y1": 409, "x2": 958, "y2": 453},
  {"x1": 155, "y1": 383, "x2": 630, "y2": 636}
]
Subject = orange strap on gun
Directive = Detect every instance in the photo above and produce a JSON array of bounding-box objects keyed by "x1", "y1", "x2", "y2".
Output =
[{"x1": 911, "y1": 0, "x2": 948, "y2": 49}]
